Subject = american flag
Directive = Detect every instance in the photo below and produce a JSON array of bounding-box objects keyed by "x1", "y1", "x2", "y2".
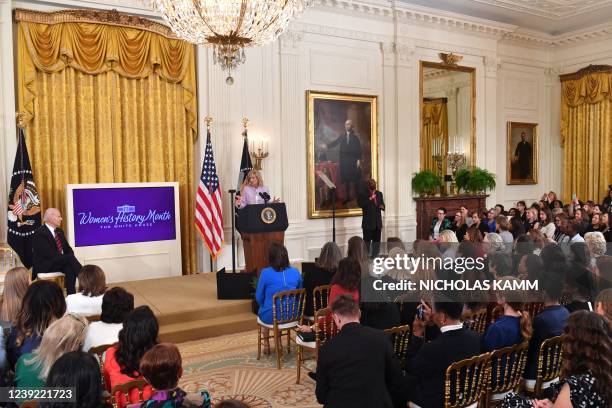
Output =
[{"x1": 195, "y1": 130, "x2": 223, "y2": 258}]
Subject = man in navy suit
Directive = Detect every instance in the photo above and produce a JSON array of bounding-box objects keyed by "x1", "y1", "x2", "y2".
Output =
[{"x1": 32, "y1": 208, "x2": 82, "y2": 294}]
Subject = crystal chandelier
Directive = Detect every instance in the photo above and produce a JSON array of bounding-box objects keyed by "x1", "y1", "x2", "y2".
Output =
[{"x1": 151, "y1": 0, "x2": 313, "y2": 84}]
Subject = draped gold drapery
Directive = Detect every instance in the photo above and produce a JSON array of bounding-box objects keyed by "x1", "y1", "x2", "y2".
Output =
[
  {"x1": 422, "y1": 99, "x2": 449, "y2": 175},
  {"x1": 16, "y1": 10, "x2": 198, "y2": 274},
  {"x1": 560, "y1": 66, "x2": 612, "y2": 204}
]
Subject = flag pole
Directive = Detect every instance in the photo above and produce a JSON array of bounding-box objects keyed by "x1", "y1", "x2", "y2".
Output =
[{"x1": 204, "y1": 116, "x2": 215, "y2": 273}]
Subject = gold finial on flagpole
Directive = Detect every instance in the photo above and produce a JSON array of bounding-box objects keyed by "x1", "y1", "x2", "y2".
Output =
[
  {"x1": 241, "y1": 117, "x2": 249, "y2": 139},
  {"x1": 16, "y1": 112, "x2": 26, "y2": 129},
  {"x1": 204, "y1": 116, "x2": 213, "y2": 131}
]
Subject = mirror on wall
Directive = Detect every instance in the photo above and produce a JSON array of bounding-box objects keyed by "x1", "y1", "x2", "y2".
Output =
[{"x1": 420, "y1": 61, "x2": 475, "y2": 179}]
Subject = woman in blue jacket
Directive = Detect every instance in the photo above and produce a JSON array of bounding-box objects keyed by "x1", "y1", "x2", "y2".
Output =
[{"x1": 256, "y1": 243, "x2": 302, "y2": 354}]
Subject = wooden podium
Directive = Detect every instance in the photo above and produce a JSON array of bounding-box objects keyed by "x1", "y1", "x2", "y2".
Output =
[{"x1": 236, "y1": 203, "x2": 289, "y2": 276}]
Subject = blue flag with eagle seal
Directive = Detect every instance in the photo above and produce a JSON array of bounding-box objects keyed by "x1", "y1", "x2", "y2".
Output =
[{"x1": 7, "y1": 128, "x2": 41, "y2": 268}]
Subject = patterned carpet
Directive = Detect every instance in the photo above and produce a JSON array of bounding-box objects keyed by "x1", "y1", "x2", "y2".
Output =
[{"x1": 177, "y1": 330, "x2": 321, "y2": 407}]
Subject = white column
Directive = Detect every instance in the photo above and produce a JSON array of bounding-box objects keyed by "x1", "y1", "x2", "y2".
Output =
[
  {"x1": 545, "y1": 66, "x2": 563, "y2": 195},
  {"x1": 0, "y1": 0, "x2": 17, "y2": 243},
  {"x1": 483, "y1": 53, "x2": 499, "y2": 207},
  {"x1": 279, "y1": 31, "x2": 305, "y2": 223},
  {"x1": 395, "y1": 41, "x2": 418, "y2": 242}
]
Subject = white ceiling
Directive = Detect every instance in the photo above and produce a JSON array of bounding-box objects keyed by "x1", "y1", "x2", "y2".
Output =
[{"x1": 399, "y1": 0, "x2": 612, "y2": 35}]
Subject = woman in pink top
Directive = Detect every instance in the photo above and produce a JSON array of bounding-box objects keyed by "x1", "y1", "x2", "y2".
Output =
[{"x1": 103, "y1": 306, "x2": 158, "y2": 407}]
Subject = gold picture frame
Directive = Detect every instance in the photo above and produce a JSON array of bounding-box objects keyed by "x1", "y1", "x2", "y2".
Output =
[
  {"x1": 307, "y1": 91, "x2": 378, "y2": 219},
  {"x1": 507, "y1": 121, "x2": 538, "y2": 185}
]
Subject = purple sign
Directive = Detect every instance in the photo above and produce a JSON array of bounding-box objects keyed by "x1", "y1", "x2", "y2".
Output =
[{"x1": 72, "y1": 186, "x2": 176, "y2": 247}]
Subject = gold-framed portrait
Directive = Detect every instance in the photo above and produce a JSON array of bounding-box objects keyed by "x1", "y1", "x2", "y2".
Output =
[
  {"x1": 307, "y1": 91, "x2": 378, "y2": 219},
  {"x1": 507, "y1": 121, "x2": 538, "y2": 185}
]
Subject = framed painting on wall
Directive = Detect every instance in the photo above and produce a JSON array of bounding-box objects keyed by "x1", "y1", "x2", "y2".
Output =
[
  {"x1": 507, "y1": 121, "x2": 538, "y2": 185},
  {"x1": 306, "y1": 91, "x2": 378, "y2": 219}
]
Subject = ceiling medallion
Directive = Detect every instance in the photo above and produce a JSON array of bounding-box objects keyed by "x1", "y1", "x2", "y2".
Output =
[
  {"x1": 439, "y1": 52, "x2": 463, "y2": 66},
  {"x1": 149, "y1": 0, "x2": 313, "y2": 85}
]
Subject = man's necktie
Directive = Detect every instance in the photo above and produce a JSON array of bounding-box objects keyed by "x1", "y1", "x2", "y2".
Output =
[{"x1": 54, "y1": 230, "x2": 64, "y2": 254}]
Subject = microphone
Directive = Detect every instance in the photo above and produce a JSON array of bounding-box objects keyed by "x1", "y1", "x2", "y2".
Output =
[{"x1": 259, "y1": 192, "x2": 271, "y2": 203}]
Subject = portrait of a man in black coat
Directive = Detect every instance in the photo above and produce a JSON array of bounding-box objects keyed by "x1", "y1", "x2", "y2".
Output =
[
  {"x1": 323, "y1": 119, "x2": 362, "y2": 204},
  {"x1": 513, "y1": 131, "x2": 532, "y2": 179}
]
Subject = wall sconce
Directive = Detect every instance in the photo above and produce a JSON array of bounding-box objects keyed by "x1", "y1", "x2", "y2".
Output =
[{"x1": 249, "y1": 136, "x2": 269, "y2": 171}]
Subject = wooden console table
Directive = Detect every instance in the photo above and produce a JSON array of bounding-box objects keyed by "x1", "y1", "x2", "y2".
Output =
[{"x1": 413, "y1": 195, "x2": 488, "y2": 239}]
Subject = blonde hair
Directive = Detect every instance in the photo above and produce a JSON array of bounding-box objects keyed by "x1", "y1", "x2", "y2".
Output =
[
  {"x1": 584, "y1": 232, "x2": 607, "y2": 258},
  {"x1": 241, "y1": 170, "x2": 263, "y2": 191},
  {"x1": 0, "y1": 267, "x2": 30, "y2": 322},
  {"x1": 25, "y1": 314, "x2": 88, "y2": 380},
  {"x1": 439, "y1": 230, "x2": 458, "y2": 243}
]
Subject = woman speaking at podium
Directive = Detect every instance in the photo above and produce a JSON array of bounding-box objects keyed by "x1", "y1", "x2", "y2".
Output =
[{"x1": 235, "y1": 170, "x2": 279, "y2": 208}]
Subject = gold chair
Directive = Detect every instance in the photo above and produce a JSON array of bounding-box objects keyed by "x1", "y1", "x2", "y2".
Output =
[
  {"x1": 486, "y1": 342, "x2": 529, "y2": 406},
  {"x1": 0, "y1": 246, "x2": 17, "y2": 271},
  {"x1": 296, "y1": 306, "x2": 338, "y2": 384},
  {"x1": 312, "y1": 284, "x2": 330, "y2": 316},
  {"x1": 86, "y1": 314, "x2": 101, "y2": 323},
  {"x1": 257, "y1": 288, "x2": 306, "y2": 369},
  {"x1": 110, "y1": 378, "x2": 149, "y2": 408},
  {"x1": 525, "y1": 303, "x2": 544, "y2": 319},
  {"x1": 383, "y1": 325, "x2": 411, "y2": 367},
  {"x1": 524, "y1": 334, "x2": 565, "y2": 394},
  {"x1": 36, "y1": 272, "x2": 65, "y2": 291},
  {"x1": 89, "y1": 343, "x2": 114, "y2": 382},
  {"x1": 444, "y1": 352, "x2": 491, "y2": 408},
  {"x1": 463, "y1": 308, "x2": 488, "y2": 335}
]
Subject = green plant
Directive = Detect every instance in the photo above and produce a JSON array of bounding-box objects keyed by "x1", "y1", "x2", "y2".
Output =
[
  {"x1": 454, "y1": 167, "x2": 471, "y2": 192},
  {"x1": 411, "y1": 170, "x2": 442, "y2": 196},
  {"x1": 466, "y1": 167, "x2": 496, "y2": 193}
]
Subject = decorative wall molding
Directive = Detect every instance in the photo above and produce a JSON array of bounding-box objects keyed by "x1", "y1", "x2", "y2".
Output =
[
  {"x1": 380, "y1": 42, "x2": 415, "y2": 67},
  {"x1": 473, "y1": 0, "x2": 611, "y2": 20},
  {"x1": 280, "y1": 30, "x2": 303, "y2": 54},
  {"x1": 502, "y1": 22, "x2": 612, "y2": 47},
  {"x1": 290, "y1": 21, "x2": 388, "y2": 44}
]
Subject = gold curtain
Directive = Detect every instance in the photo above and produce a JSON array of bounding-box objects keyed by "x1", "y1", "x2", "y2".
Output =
[
  {"x1": 422, "y1": 99, "x2": 448, "y2": 175},
  {"x1": 560, "y1": 67, "x2": 612, "y2": 203},
  {"x1": 16, "y1": 10, "x2": 198, "y2": 274}
]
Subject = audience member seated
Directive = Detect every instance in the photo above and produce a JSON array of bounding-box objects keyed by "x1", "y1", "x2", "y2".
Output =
[
  {"x1": 347, "y1": 235, "x2": 371, "y2": 275},
  {"x1": 452, "y1": 210, "x2": 468, "y2": 242},
  {"x1": 510, "y1": 216, "x2": 526, "y2": 240},
  {"x1": 315, "y1": 295, "x2": 406, "y2": 408},
  {"x1": 488, "y1": 252, "x2": 512, "y2": 279},
  {"x1": 83, "y1": 287, "x2": 135, "y2": 352},
  {"x1": 482, "y1": 277, "x2": 532, "y2": 352},
  {"x1": 524, "y1": 275, "x2": 569, "y2": 381},
  {"x1": 39, "y1": 351, "x2": 108, "y2": 408},
  {"x1": 471, "y1": 211, "x2": 489, "y2": 238},
  {"x1": 0, "y1": 266, "x2": 30, "y2": 328},
  {"x1": 574, "y1": 209, "x2": 589, "y2": 236},
  {"x1": 255, "y1": 243, "x2": 302, "y2": 354},
  {"x1": 485, "y1": 208, "x2": 497, "y2": 233},
  {"x1": 438, "y1": 230, "x2": 458, "y2": 260},
  {"x1": 595, "y1": 288, "x2": 612, "y2": 320},
  {"x1": 103, "y1": 305, "x2": 158, "y2": 408},
  {"x1": 404, "y1": 298, "x2": 481, "y2": 408},
  {"x1": 594, "y1": 256, "x2": 611, "y2": 292},
  {"x1": 15, "y1": 314, "x2": 88, "y2": 388},
  {"x1": 517, "y1": 254, "x2": 543, "y2": 283},
  {"x1": 430, "y1": 207, "x2": 452, "y2": 240},
  {"x1": 386, "y1": 238, "x2": 412, "y2": 282},
  {"x1": 66, "y1": 264, "x2": 106, "y2": 316},
  {"x1": 524, "y1": 207, "x2": 539, "y2": 232},
  {"x1": 568, "y1": 221, "x2": 585, "y2": 243},
  {"x1": 7, "y1": 280, "x2": 66, "y2": 369},
  {"x1": 329, "y1": 257, "x2": 361, "y2": 304},
  {"x1": 139, "y1": 343, "x2": 211, "y2": 407},
  {"x1": 303, "y1": 242, "x2": 341, "y2": 317},
  {"x1": 496, "y1": 215, "x2": 514, "y2": 246},
  {"x1": 538, "y1": 208, "x2": 556, "y2": 241},
  {"x1": 483, "y1": 232, "x2": 504, "y2": 254},
  {"x1": 502, "y1": 311, "x2": 611, "y2": 408},
  {"x1": 359, "y1": 279, "x2": 401, "y2": 331},
  {"x1": 564, "y1": 243, "x2": 597, "y2": 312},
  {"x1": 585, "y1": 231, "x2": 607, "y2": 260}
]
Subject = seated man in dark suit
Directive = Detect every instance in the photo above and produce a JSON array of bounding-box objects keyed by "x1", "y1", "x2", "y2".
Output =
[
  {"x1": 405, "y1": 298, "x2": 481, "y2": 408},
  {"x1": 315, "y1": 295, "x2": 407, "y2": 408},
  {"x1": 32, "y1": 208, "x2": 82, "y2": 294}
]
